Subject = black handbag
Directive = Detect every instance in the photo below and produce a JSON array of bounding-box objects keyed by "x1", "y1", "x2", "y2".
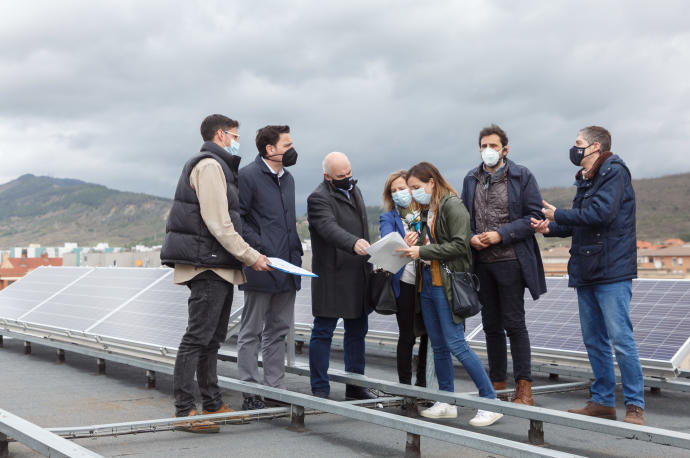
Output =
[
  {"x1": 369, "y1": 269, "x2": 398, "y2": 315},
  {"x1": 443, "y1": 265, "x2": 482, "y2": 318}
]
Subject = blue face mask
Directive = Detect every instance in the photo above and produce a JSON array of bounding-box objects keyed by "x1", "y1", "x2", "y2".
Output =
[
  {"x1": 392, "y1": 189, "x2": 412, "y2": 208},
  {"x1": 226, "y1": 139, "x2": 240, "y2": 156},
  {"x1": 411, "y1": 187, "x2": 431, "y2": 205}
]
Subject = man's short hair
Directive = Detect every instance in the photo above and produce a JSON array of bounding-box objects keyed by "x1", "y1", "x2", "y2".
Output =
[
  {"x1": 579, "y1": 126, "x2": 611, "y2": 152},
  {"x1": 256, "y1": 125, "x2": 290, "y2": 157},
  {"x1": 478, "y1": 124, "x2": 509, "y2": 148},
  {"x1": 200, "y1": 114, "x2": 239, "y2": 141}
]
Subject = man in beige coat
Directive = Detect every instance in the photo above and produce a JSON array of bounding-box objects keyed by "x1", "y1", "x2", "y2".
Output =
[{"x1": 161, "y1": 114, "x2": 270, "y2": 433}]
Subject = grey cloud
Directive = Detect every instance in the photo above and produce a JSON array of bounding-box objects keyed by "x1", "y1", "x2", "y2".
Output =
[{"x1": 0, "y1": 0, "x2": 689, "y2": 215}]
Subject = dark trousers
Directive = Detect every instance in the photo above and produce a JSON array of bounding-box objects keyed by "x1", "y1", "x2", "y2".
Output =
[
  {"x1": 395, "y1": 282, "x2": 428, "y2": 386},
  {"x1": 309, "y1": 314, "x2": 368, "y2": 395},
  {"x1": 476, "y1": 260, "x2": 532, "y2": 383},
  {"x1": 174, "y1": 271, "x2": 233, "y2": 416}
]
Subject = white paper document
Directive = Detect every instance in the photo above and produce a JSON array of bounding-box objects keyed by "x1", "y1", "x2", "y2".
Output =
[
  {"x1": 267, "y1": 257, "x2": 318, "y2": 277},
  {"x1": 365, "y1": 232, "x2": 410, "y2": 274}
]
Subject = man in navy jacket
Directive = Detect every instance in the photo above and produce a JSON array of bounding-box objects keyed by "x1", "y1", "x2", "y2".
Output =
[
  {"x1": 237, "y1": 125, "x2": 303, "y2": 410},
  {"x1": 461, "y1": 124, "x2": 546, "y2": 406},
  {"x1": 532, "y1": 125, "x2": 644, "y2": 425}
]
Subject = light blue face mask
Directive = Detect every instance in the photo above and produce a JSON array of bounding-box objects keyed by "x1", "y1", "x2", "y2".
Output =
[
  {"x1": 411, "y1": 187, "x2": 431, "y2": 205},
  {"x1": 225, "y1": 139, "x2": 240, "y2": 156},
  {"x1": 392, "y1": 189, "x2": 412, "y2": 208}
]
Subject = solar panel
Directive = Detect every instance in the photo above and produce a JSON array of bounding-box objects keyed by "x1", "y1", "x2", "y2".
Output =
[
  {"x1": 468, "y1": 278, "x2": 690, "y2": 367},
  {"x1": 19, "y1": 268, "x2": 169, "y2": 332},
  {"x1": 88, "y1": 273, "x2": 188, "y2": 348},
  {"x1": 3, "y1": 268, "x2": 688, "y2": 373},
  {"x1": 0, "y1": 267, "x2": 90, "y2": 321}
]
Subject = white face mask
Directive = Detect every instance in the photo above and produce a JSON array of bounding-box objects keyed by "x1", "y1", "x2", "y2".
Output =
[
  {"x1": 411, "y1": 187, "x2": 431, "y2": 205},
  {"x1": 481, "y1": 147, "x2": 501, "y2": 167}
]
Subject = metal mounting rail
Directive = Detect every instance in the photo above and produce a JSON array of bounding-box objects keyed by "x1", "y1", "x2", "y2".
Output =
[
  {"x1": 303, "y1": 366, "x2": 690, "y2": 450},
  {"x1": 216, "y1": 349, "x2": 592, "y2": 397},
  {"x1": 0, "y1": 334, "x2": 575, "y2": 457},
  {"x1": 47, "y1": 397, "x2": 403, "y2": 438},
  {"x1": 0, "y1": 409, "x2": 102, "y2": 458},
  {"x1": 213, "y1": 377, "x2": 579, "y2": 458},
  {"x1": 532, "y1": 362, "x2": 690, "y2": 393},
  {"x1": 3, "y1": 331, "x2": 690, "y2": 453}
]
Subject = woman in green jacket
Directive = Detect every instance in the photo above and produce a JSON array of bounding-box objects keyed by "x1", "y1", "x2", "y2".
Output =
[{"x1": 397, "y1": 162, "x2": 502, "y2": 427}]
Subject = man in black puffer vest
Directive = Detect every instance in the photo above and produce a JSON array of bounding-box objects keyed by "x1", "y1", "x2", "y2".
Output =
[{"x1": 161, "y1": 114, "x2": 270, "y2": 433}]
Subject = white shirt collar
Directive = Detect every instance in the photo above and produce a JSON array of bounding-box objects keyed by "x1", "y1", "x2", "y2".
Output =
[{"x1": 261, "y1": 157, "x2": 285, "y2": 178}]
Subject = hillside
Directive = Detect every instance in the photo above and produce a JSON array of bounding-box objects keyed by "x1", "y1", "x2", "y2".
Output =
[
  {"x1": 540, "y1": 172, "x2": 690, "y2": 243},
  {"x1": 0, "y1": 174, "x2": 171, "y2": 247},
  {"x1": 298, "y1": 172, "x2": 690, "y2": 244},
  {"x1": 1, "y1": 171, "x2": 688, "y2": 249}
]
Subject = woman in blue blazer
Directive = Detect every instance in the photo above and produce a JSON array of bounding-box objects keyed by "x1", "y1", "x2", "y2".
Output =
[{"x1": 379, "y1": 170, "x2": 428, "y2": 386}]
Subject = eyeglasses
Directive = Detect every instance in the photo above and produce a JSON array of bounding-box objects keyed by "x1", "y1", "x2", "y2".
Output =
[{"x1": 223, "y1": 130, "x2": 240, "y2": 140}]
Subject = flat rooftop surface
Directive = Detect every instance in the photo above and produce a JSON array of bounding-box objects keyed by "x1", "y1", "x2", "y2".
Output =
[{"x1": 1, "y1": 336, "x2": 689, "y2": 457}]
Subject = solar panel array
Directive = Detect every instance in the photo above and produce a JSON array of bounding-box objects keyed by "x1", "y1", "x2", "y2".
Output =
[
  {"x1": 467, "y1": 277, "x2": 690, "y2": 365},
  {"x1": 1, "y1": 267, "x2": 689, "y2": 371}
]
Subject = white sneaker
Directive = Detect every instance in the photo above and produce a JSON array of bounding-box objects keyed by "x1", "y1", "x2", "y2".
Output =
[
  {"x1": 419, "y1": 402, "x2": 458, "y2": 419},
  {"x1": 469, "y1": 409, "x2": 503, "y2": 426}
]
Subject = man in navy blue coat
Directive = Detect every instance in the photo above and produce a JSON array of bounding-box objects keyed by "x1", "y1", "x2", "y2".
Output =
[
  {"x1": 461, "y1": 124, "x2": 546, "y2": 406},
  {"x1": 532, "y1": 126, "x2": 644, "y2": 425},
  {"x1": 237, "y1": 125, "x2": 303, "y2": 410}
]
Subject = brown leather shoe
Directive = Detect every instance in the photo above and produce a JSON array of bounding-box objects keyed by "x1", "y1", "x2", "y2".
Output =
[
  {"x1": 568, "y1": 402, "x2": 616, "y2": 420},
  {"x1": 202, "y1": 403, "x2": 248, "y2": 421},
  {"x1": 623, "y1": 405, "x2": 644, "y2": 425},
  {"x1": 201, "y1": 404, "x2": 235, "y2": 415},
  {"x1": 492, "y1": 380, "x2": 509, "y2": 400},
  {"x1": 174, "y1": 409, "x2": 220, "y2": 434},
  {"x1": 512, "y1": 379, "x2": 534, "y2": 406}
]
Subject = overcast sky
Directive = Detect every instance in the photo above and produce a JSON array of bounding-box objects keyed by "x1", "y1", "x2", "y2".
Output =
[{"x1": 1, "y1": 0, "x2": 689, "y2": 213}]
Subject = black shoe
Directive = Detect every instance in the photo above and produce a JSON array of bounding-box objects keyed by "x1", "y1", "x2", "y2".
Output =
[
  {"x1": 263, "y1": 397, "x2": 290, "y2": 407},
  {"x1": 345, "y1": 387, "x2": 380, "y2": 401},
  {"x1": 241, "y1": 395, "x2": 265, "y2": 410},
  {"x1": 312, "y1": 391, "x2": 330, "y2": 399}
]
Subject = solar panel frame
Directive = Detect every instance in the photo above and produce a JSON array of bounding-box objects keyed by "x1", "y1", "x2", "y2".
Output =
[{"x1": 2, "y1": 268, "x2": 689, "y2": 375}]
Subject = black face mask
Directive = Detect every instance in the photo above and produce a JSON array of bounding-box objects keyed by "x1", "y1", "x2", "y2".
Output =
[
  {"x1": 332, "y1": 176, "x2": 355, "y2": 190},
  {"x1": 569, "y1": 143, "x2": 597, "y2": 166},
  {"x1": 266, "y1": 147, "x2": 298, "y2": 167},
  {"x1": 282, "y1": 147, "x2": 298, "y2": 167}
]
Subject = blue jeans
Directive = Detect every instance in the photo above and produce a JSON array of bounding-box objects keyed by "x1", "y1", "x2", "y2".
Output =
[
  {"x1": 420, "y1": 268, "x2": 495, "y2": 398},
  {"x1": 309, "y1": 315, "x2": 368, "y2": 395},
  {"x1": 577, "y1": 280, "x2": 644, "y2": 408}
]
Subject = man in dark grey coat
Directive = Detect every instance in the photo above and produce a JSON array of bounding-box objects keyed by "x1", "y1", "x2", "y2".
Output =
[
  {"x1": 307, "y1": 151, "x2": 375, "y2": 399},
  {"x1": 237, "y1": 125, "x2": 303, "y2": 410}
]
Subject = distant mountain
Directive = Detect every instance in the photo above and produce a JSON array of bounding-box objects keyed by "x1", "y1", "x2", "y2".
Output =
[
  {"x1": 0, "y1": 174, "x2": 171, "y2": 247},
  {"x1": 540, "y1": 172, "x2": 690, "y2": 243},
  {"x1": 2, "y1": 171, "x2": 688, "y2": 249},
  {"x1": 296, "y1": 172, "x2": 690, "y2": 245}
]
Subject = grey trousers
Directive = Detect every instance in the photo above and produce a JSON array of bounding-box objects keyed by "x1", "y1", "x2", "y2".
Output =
[{"x1": 237, "y1": 288, "x2": 296, "y2": 396}]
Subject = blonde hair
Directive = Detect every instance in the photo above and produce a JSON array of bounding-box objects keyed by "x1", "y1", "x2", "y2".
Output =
[
  {"x1": 382, "y1": 170, "x2": 418, "y2": 212},
  {"x1": 406, "y1": 162, "x2": 458, "y2": 210}
]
